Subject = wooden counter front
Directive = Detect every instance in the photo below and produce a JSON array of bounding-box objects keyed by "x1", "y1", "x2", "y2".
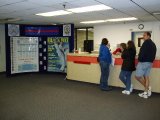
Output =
[{"x1": 67, "y1": 53, "x2": 160, "y2": 93}]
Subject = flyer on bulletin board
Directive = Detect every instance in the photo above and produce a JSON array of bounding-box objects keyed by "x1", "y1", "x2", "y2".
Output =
[
  {"x1": 10, "y1": 37, "x2": 39, "y2": 74},
  {"x1": 47, "y1": 37, "x2": 69, "y2": 73}
]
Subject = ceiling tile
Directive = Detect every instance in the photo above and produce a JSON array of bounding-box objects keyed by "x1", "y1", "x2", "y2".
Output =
[
  {"x1": 0, "y1": 0, "x2": 26, "y2": 6},
  {"x1": 0, "y1": 0, "x2": 159, "y2": 26},
  {"x1": 70, "y1": 0, "x2": 100, "y2": 7},
  {"x1": 28, "y1": 0, "x2": 75, "y2": 6},
  {"x1": 132, "y1": 0, "x2": 160, "y2": 12}
]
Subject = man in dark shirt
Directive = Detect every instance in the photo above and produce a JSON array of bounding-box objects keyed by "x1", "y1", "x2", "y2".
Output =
[{"x1": 135, "y1": 32, "x2": 157, "y2": 99}]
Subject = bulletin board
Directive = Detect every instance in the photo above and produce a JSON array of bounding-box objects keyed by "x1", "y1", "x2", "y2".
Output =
[
  {"x1": 10, "y1": 37, "x2": 39, "y2": 74},
  {"x1": 5, "y1": 24, "x2": 74, "y2": 76}
]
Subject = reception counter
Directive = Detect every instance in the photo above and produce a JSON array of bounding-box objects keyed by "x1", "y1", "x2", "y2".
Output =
[{"x1": 67, "y1": 53, "x2": 160, "y2": 93}]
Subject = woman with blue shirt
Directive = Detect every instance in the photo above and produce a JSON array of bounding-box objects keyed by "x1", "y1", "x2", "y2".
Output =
[{"x1": 98, "y1": 38, "x2": 112, "y2": 91}]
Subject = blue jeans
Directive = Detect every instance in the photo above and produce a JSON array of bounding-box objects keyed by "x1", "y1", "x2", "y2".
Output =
[
  {"x1": 119, "y1": 70, "x2": 132, "y2": 91},
  {"x1": 99, "y1": 61, "x2": 110, "y2": 89}
]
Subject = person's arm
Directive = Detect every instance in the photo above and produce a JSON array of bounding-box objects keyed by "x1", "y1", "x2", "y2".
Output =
[
  {"x1": 99, "y1": 45, "x2": 106, "y2": 61},
  {"x1": 129, "y1": 49, "x2": 136, "y2": 60},
  {"x1": 113, "y1": 48, "x2": 121, "y2": 55},
  {"x1": 105, "y1": 47, "x2": 112, "y2": 64},
  {"x1": 138, "y1": 42, "x2": 147, "y2": 61},
  {"x1": 98, "y1": 46, "x2": 102, "y2": 57},
  {"x1": 121, "y1": 50, "x2": 128, "y2": 59},
  {"x1": 101, "y1": 47, "x2": 107, "y2": 60},
  {"x1": 113, "y1": 49, "x2": 117, "y2": 54},
  {"x1": 124, "y1": 49, "x2": 136, "y2": 60}
]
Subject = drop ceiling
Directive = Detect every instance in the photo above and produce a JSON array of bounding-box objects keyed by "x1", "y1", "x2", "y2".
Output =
[{"x1": 0, "y1": 0, "x2": 160, "y2": 27}]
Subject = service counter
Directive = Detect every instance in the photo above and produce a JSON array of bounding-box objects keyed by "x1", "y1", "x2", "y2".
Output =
[{"x1": 67, "y1": 53, "x2": 160, "y2": 93}]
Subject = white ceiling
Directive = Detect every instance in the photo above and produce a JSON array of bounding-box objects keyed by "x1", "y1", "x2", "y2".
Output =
[{"x1": 0, "y1": 0, "x2": 160, "y2": 27}]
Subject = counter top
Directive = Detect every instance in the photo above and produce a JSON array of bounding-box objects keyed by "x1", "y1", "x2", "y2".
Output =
[
  {"x1": 67, "y1": 53, "x2": 160, "y2": 60},
  {"x1": 67, "y1": 52, "x2": 99, "y2": 57}
]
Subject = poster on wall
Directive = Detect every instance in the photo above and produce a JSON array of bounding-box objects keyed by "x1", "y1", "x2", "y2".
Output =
[
  {"x1": 47, "y1": 37, "x2": 69, "y2": 73},
  {"x1": 8, "y1": 24, "x2": 20, "y2": 36},
  {"x1": 10, "y1": 37, "x2": 39, "y2": 74},
  {"x1": 63, "y1": 24, "x2": 71, "y2": 36}
]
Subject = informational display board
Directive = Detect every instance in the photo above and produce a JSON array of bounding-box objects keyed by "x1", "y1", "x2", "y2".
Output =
[
  {"x1": 5, "y1": 24, "x2": 74, "y2": 76},
  {"x1": 47, "y1": 37, "x2": 69, "y2": 73},
  {"x1": 10, "y1": 37, "x2": 39, "y2": 74}
]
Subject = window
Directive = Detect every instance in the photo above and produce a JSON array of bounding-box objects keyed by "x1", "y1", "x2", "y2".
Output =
[{"x1": 74, "y1": 27, "x2": 94, "y2": 51}]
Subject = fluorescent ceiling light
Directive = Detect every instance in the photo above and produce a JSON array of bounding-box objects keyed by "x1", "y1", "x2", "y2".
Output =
[
  {"x1": 81, "y1": 17, "x2": 138, "y2": 24},
  {"x1": 153, "y1": 12, "x2": 160, "y2": 15},
  {"x1": 80, "y1": 20, "x2": 106, "y2": 24},
  {"x1": 36, "y1": 4, "x2": 112, "y2": 17},
  {"x1": 78, "y1": 29, "x2": 86, "y2": 31},
  {"x1": 106, "y1": 17, "x2": 137, "y2": 22},
  {"x1": 36, "y1": 10, "x2": 72, "y2": 17},
  {"x1": 68, "y1": 4, "x2": 112, "y2": 13},
  {"x1": 77, "y1": 28, "x2": 93, "y2": 32}
]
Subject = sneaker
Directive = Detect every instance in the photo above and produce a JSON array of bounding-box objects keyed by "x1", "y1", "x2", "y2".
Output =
[
  {"x1": 101, "y1": 87, "x2": 112, "y2": 91},
  {"x1": 138, "y1": 92, "x2": 148, "y2": 99},
  {"x1": 138, "y1": 92, "x2": 144, "y2": 96},
  {"x1": 122, "y1": 90, "x2": 126, "y2": 94},
  {"x1": 148, "y1": 86, "x2": 152, "y2": 97},
  {"x1": 130, "y1": 84, "x2": 133, "y2": 93},
  {"x1": 122, "y1": 90, "x2": 130, "y2": 95}
]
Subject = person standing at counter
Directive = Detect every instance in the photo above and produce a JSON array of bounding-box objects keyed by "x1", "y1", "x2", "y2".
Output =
[
  {"x1": 135, "y1": 32, "x2": 157, "y2": 99},
  {"x1": 98, "y1": 38, "x2": 112, "y2": 91},
  {"x1": 119, "y1": 41, "x2": 136, "y2": 95},
  {"x1": 113, "y1": 44, "x2": 122, "y2": 55}
]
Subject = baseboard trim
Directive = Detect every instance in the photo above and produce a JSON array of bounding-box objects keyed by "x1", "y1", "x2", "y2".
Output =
[{"x1": 0, "y1": 71, "x2": 6, "y2": 74}]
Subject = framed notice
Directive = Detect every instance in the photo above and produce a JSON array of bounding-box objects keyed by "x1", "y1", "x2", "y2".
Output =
[
  {"x1": 8, "y1": 24, "x2": 20, "y2": 36},
  {"x1": 10, "y1": 37, "x2": 39, "y2": 74},
  {"x1": 63, "y1": 24, "x2": 71, "y2": 36},
  {"x1": 138, "y1": 37, "x2": 144, "y2": 47}
]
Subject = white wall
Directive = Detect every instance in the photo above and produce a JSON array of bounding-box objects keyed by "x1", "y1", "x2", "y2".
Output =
[
  {"x1": 0, "y1": 24, "x2": 6, "y2": 72},
  {"x1": 94, "y1": 21, "x2": 160, "y2": 56}
]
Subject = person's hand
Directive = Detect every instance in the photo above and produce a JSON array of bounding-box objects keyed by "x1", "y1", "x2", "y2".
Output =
[{"x1": 116, "y1": 52, "x2": 121, "y2": 55}]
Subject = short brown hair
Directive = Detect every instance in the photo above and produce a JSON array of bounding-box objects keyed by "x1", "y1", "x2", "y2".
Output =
[
  {"x1": 101, "y1": 38, "x2": 108, "y2": 45},
  {"x1": 144, "y1": 32, "x2": 151, "y2": 37}
]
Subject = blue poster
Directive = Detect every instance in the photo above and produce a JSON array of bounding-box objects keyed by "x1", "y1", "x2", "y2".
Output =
[{"x1": 47, "y1": 37, "x2": 69, "y2": 72}]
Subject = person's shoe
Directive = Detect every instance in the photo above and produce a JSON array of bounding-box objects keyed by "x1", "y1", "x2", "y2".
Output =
[
  {"x1": 130, "y1": 84, "x2": 133, "y2": 93},
  {"x1": 138, "y1": 92, "x2": 148, "y2": 99},
  {"x1": 148, "y1": 86, "x2": 152, "y2": 97},
  {"x1": 122, "y1": 90, "x2": 130, "y2": 95},
  {"x1": 101, "y1": 87, "x2": 112, "y2": 91}
]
